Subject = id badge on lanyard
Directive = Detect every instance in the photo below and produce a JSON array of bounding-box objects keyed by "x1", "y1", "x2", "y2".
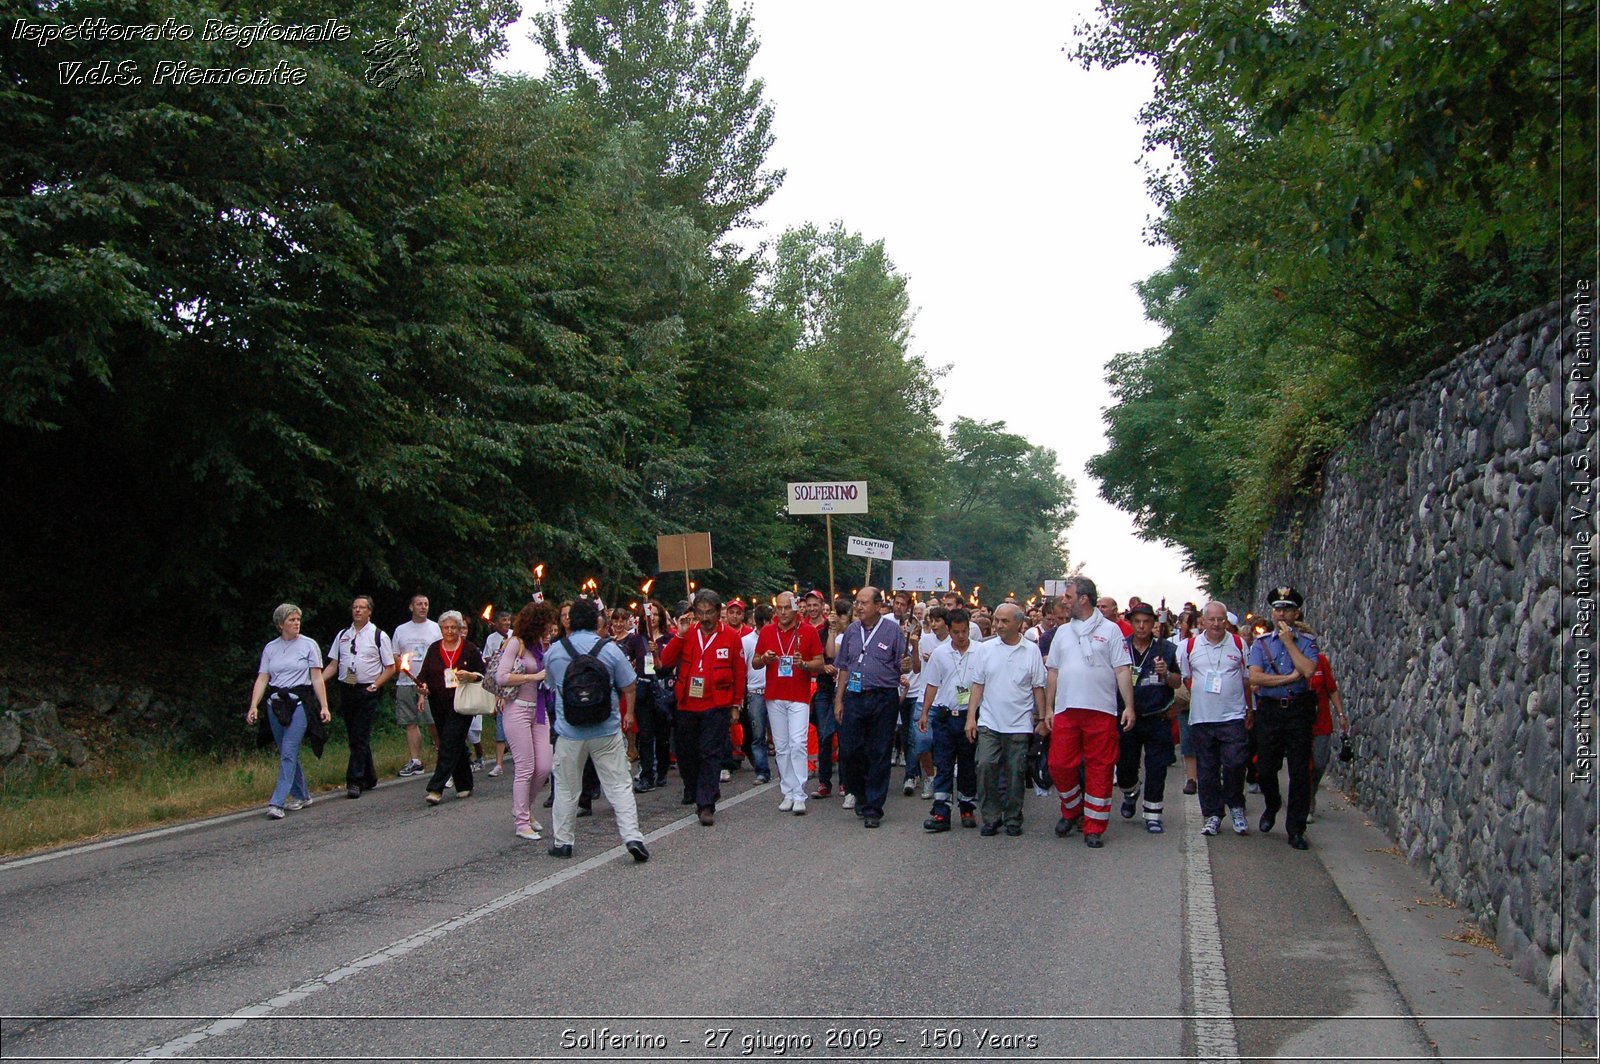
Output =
[
  {"x1": 777, "y1": 655, "x2": 794, "y2": 678},
  {"x1": 1204, "y1": 671, "x2": 1223, "y2": 695},
  {"x1": 688, "y1": 675, "x2": 706, "y2": 698},
  {"x1": 847, "y1": 671, "x2": 863, "y2": 693}
]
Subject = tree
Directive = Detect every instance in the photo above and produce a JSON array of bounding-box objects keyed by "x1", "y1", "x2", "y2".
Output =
[
  {"x1": 534, "y1": 0, "x2": 782, "y2": 239},
  {"x1": 1077, "y1": 0, "x2": 1589, "y2": 590},
  {"x1": 928, "y1": 418, "x2": 1076, "y2": 599}
]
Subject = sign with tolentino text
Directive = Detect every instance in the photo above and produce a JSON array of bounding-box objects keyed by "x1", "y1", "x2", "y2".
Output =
[
  {"x1": 846, "y1": 536, "x2": 894, "y2": 560},
  {"x1": 891, "y1": 560, "x2": 950, "y2": 592},
  {"x1": 786, "y1": 481, "x2": 869, "y2": 515}
]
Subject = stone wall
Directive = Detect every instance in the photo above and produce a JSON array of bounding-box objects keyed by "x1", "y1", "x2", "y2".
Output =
[{"x1": 1245, "y1": 299, "x2": 1595, "y2": 1014}]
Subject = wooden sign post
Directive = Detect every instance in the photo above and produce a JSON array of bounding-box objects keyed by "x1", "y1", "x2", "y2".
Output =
[
  {"x1": 657, "y1": 532, "x2": 714, "y2": 599},
  {"x1": 786, "y1": 481, "x2": 870, "y2": 601}
]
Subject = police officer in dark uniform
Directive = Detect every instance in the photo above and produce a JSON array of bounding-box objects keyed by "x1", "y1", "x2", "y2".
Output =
[
  {"x1": 1247, "y1": 586, "x2": 1320, "y2": 850},
  {"x1": 1115, "y1": 602, "x2": 1183, "y2": 833}
]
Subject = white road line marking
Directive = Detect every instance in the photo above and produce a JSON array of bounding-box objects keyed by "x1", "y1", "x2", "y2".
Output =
[
  {"x1": 1183, "y1": 797, "x2": 1242, "y2": 1063},
  {"x1": 112, "y1": 785, "x2": 769, "y2": 1063}
]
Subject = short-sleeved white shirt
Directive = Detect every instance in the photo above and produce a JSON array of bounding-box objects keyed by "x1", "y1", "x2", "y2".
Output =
[
  {"x1": 973, "y1": 637, "x2": 1046, "y2": 733},
  {"x1": 392, "y1": 620, "x2": 442, "y2": 686},
  {"x1": 1046, "y1": 614, "x2": 1131, "y2": 715},
  {"x1": 1177, "y1": 632, "x2": 1251, "y2": 724},
  {"x1": 326, "y1": 622, "x2": 394, "y2": 685},
  {"x1": 259, "y1": 635, "x2": 322, "y2": 688},
  {"x1": 906, "y1": 631, "x2": 944, "y2": 700},
  {"x1": 741, "y1": 629, "x2": 765, "y2": 694},
  {"x1": 921, "y1": 639, "x2": 981, "y2": 711}
]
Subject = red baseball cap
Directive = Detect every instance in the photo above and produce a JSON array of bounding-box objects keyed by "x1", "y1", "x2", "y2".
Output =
[
  {"x1": 727, "y1": 598, "x2": 746, "y2": 609},
  {"x1": 803, "y1": 588, "x2": 826, "y2": 601}
]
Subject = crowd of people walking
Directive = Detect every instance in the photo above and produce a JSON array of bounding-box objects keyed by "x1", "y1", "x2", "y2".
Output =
[{"x1": 247, "y1": 576, "x2": 1352, "y2": 859}]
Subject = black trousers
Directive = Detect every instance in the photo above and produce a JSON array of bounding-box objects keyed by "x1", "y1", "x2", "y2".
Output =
[
  {"x1": 676, "y1": 705, "x2": 731, "y2": 810},
  {"x1": 1254, "y1": 693, "x2": 1317, "y2": 835},
  {"x1": 635, "y1": 679, "x2": 673, "y2": 782},
  {"x1": 339, "y1": 684, "x2": 380, "y2": 790},
  {"x1": 838, "y1": 687, "x2": 900, "y2": 817},
  {"x1": 426, "y1": 707, "x2": 475, "y2": 794},
  {"x1": 1116, "y1": 712, "x2": 1177, "y2": 811}
]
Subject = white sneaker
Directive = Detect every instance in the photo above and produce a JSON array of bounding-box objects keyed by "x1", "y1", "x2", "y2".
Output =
[
  {"x1": 444, "y1": 779, "x2": 454, "y2": 790},
  {"x1": 1200, "y1": 815, "x2": 1220, "y2": 836},
  {"x1": 266, "y1": 806, "x2": 285, "y2": 820},
  {"x1": 903, "y1": 779, "x2": 915, "y2": 796},
  {"x1": 487, "y1": 763, "x2": 504, "y2": 778},
  {"x1": 792, "y1": 799, "x2": 807, "y2": 816},
  {"x1": 515, "y1": 826, "x2": 542, "y2": 840},
  {"x1": 921, "y1": 778, "x2": 935, "y2": 800},
  {"x1": 531, "y1": 819, "x2": 543, "y2": 832},
  {"x1": 398, "y1": 760, "x2": 423, "y2": 777},
  {"x1": 1230, "y1": 807, "x2": 1249, "y2": 835},
  {"x1": 842, "y1": 793, "x2": 857, "y2": 809},
  {"x1": 778, "y1": 797, "x2": 794, "y2": 812},
  {"x1": 719, "y1": 769, "x2": 732, "y2": 782},
  {"x1": 284, "y1": 796, "x2": 312, "y2": 811}
]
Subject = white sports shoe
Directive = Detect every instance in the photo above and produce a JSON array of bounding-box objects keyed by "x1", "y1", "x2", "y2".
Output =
[
  {"x1": 778, "y1": 797, "x2": 794, "y2": 812},
  {"x1": 842, "y1": 793, "x2": 857, "y2": 809},
  {"x1": 792, "y1": 799, "x2": 807, "y2": 816},
  {"x1": 1200, "y1": 815, "x2": 1221, "y2": 836},
  {"x1": 921, "y1": 778, "x2": 935, "y2": 799}
]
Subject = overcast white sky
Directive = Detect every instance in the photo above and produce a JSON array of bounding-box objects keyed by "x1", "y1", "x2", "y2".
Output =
[{"x1": 497, "y1": 2, "x2": 1207, "y2": 607}]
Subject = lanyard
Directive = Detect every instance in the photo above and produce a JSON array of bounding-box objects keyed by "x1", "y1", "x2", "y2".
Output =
[
  {"x1": 774, "y1": 624, "x2": 799, "y2": 658},
  {"x1": 1196, "y1": 634, "x2": 1234, "y2": 673},
  {"x1": 693, "y1": 625, "x2": 720, "y2": 672},
  {"x1": 854, "y1": 619, "x2": 886, "y2": 667},
  {"x1": 440, "y1": 643, "x2": 462, "y2": 670}
]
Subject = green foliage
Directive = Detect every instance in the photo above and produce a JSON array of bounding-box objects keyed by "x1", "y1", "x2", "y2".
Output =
[
  {"x1": 3, "y1": 0, "x2": 1077, "y2": 697},
  {"x1": 927, "y1": 417, "x2": 1076, "y2": 599},
  {"x1": 1078, "y1": 0, "x2": 1591, "y2": 590}
]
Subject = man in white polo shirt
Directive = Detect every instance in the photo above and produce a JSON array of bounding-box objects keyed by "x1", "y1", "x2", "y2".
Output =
[
  {"x1": 965, "y1": 603, "x2": 1048, "y2": 837},
  {"x1": 1045, "y1": 576, "x2": 1135, "y2": 848},
  {"x1": 1178, "y1": 601, "x2": 1256, "y2": 837},
  {"x1": 391, "y1": 594, "x2": 442, "y2": 778},
  {"x1": 321, "y1": 595, "x2": 396, "y2": 799}
]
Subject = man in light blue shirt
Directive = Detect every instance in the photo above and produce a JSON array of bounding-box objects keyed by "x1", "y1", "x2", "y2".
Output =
[{"x1": 543, "y1": 598, "x2": 648, "y2": 862}]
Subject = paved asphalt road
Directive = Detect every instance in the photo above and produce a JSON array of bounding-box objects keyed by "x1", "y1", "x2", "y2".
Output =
[{"x1": 0, "y1": 760, "x2": 1552, "y2": 1063}]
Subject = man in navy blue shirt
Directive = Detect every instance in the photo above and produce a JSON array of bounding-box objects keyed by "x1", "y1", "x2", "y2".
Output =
[
  {"x1": 1248, "y1": 585, "x2": 1320, "y2": 850},
  {"x1": 831, "y1": 586, "x2": 907, "y2": 828}
]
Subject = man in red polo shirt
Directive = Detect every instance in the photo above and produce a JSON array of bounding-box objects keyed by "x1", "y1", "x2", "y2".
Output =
[
  {"x1": 659, "y1": 589, "x2": 746, "y2": 826},
  {"x1": 752, "y1": 591, "x2": 825, "y2": 814}
]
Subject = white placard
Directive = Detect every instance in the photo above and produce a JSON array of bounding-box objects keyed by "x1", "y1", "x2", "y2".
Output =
[
  {"x1": 786, "y1": 481, "x2": 869, "y2": 515},
  {"x1": 1043, "y1": 579, "x2": 1071, "y2": 596},
  {"x1": 846, "y1": 536, "x2": 894, "y2": 560},
  {"x1": 891, "y1": 560, "x2": 950, "y2": 592}
]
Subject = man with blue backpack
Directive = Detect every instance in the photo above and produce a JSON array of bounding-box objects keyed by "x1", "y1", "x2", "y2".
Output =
[{"x1": 543, "y1": 597, "x2": 649, "y2": 862}]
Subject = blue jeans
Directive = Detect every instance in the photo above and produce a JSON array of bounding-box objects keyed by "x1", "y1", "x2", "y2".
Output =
[
  {"x1": 811, "y1": 688, "x2": 838, "y2": 786},
  {"x1": 930, "y1": 709, "x2": 976, "y2": 809},
  {"x1": 268, "y1": 702, "x2": 310, "y2": 809},
  {"x1": 743, "y1": 691, "x2": 769, "y2": 779},
  {"x1": 902, "y1": 697, "x2": 932, "y2": 780},
  {"x1": 839, "y1": 687, "x2": 900, "y2": 817}
]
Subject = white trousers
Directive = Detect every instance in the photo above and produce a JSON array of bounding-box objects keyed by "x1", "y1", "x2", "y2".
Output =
[
  {"x1": 766, "y1": 698, "x2": 811, "y2": 801},
  {"x1": 551, "y1": 731, "x2": 642, "y2": 847}
]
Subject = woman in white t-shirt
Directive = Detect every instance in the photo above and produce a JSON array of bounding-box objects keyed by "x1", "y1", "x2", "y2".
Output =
[{"x1": 246, "y1": 603, "x2": 332, "y2": 820}]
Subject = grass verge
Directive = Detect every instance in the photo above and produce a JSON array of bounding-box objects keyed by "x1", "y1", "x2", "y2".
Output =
[{"x1": 0, "y1": 728, "x2": 417, "y2": 858}]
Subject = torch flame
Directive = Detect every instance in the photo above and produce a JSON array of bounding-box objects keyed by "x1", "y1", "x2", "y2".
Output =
[
  {"x1": 399, "y1": 653, "x2": 412, "y2": 676},
  {"x1": 641, "y1": 578, "x2": 654, "y2": 595},
  {"x1": 533, "y1": 563, "x2": 545, "y2": 580},
  {"x1": 480, "y1": 603, "x2": 493, "y2": 622}
]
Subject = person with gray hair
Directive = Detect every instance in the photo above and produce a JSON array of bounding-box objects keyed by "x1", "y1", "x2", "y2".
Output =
[
  {"x1": 964, "y1": 603, "x2": 1048, "y2": 836},
  {"x1": 246, "y1": 603, "x2": 332, "y2": 819},
  {"x1": 416, "y1": 610, "x2": 487, "y2": 805},
  {"x1": 1177, "y1": 601, "x2": 1255, "y2": 837},
  {"x1": 1044, "y1": 575, "x2": 1135, "y2": 848}
]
